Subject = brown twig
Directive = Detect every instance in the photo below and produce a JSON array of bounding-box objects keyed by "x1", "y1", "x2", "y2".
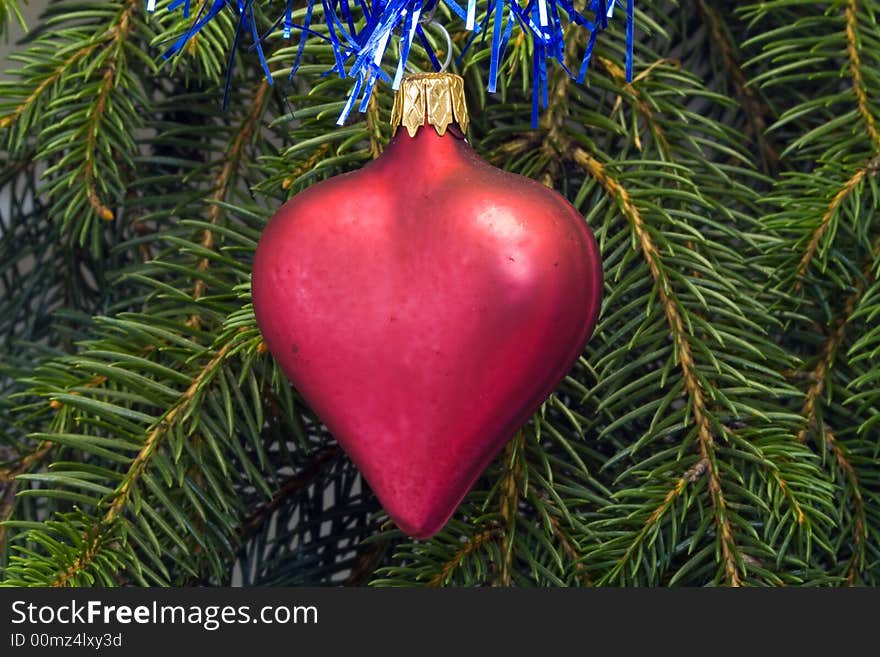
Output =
[
  {"x1": 366, "y1": 92, "x2": 384, "y2": 160},
  {"x1": 796, "y1": 297, "x2": 857, "y2": 444},
  {"x1": 845, "y1": 0, "x2": 880, "y2": 150},
  {"x1": 51, "y1": 525, "x2": 102, "y2": 588},
  {"x1": 771, "y1": 469, "x2": 806, "y2": 526},
  {"x1": 794, "y1": 235, "x2": 879, "y2": 582},
  {"x1": 239, "y1": 445, "x2": 341, "y2": 537},
  {"x1": 83, "y1": 67, "x2": 117, "y2": 221},
  {"x1": 796, "y1": 9, "x2": 880, "y2": 280},
  {"x1": 427, "y1": 528, "x2": 499, "y2": 587},
  {"x1": 796, "y1": 155, "x2": 880, "y2": 282},
  {"x1": 343, "y1": 540, "x2": 387, "y2": 586},
  {"x1": 281, "y1": 143, "x2": 333, "y2": 190},
  {"x1": 530, "y1": 485, "x2": 592, "y2": 586},
  {"x1": 605, "y1": 476, "x2": 687, "y2": 584},
  {"x1": 497, "y1": 432, "x2": 524, "y2": 586},
  {"x1": 823, "y1": 428, "x2": 866, "y2": 585},
  {"x1": 0, "y1": 442, "x2": 54, "y2": 483}
]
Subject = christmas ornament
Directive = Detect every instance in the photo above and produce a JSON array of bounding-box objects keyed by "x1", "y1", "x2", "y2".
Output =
[
  {"x1": 152, "y1": 0, "x2": 634, "y2": 127},
  {"x1": 252, "y1": 73, "x2": 602, "y2": 538}
]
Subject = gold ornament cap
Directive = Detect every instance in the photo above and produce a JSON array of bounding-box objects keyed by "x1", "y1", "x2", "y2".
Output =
[{"x1": 390, "y1": 73, "x2": 469, "y2": 138}]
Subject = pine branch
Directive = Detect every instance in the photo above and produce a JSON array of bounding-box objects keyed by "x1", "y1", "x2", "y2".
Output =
[
  {"x1": 796, "y1": 283, "x2": 862, "y2": 443},
  {"x1": 427, "y1": 528, "x2": 500, "y2": 587},
  {"x1": 601, "y1": 476, "x2": 687, "y2": 583},
  {"x1": 103, "y1": 340, "x2": 236, "y2": 523},
  {"x1": 597, "y1": 55, "x2": 671, "y2": 158},
  {"x1": 532, "y1": 486, "x2": 592, "y2": 586},
  {"x1": 33, "y1": 334, "x2": 239, "y2": 586},
  {"x1": 50, "y1": 526, "x2": 102, "y2": 588},
  {"x1": 696, "y1": 0, "x2": 778, "y2": 168},
  {"x1": 747, "y1": 0, "x2": 880, "y2": 287},
  {"x1": 0, "y1": 43, "x2": 100, "y2": 131},
  {"x1": 190, "y1": 79, "x2": 271, "y2": 323},
  {"x1": 820, "y1": 428, "x2": 867, "y2": 584},
  {"x1": 573, "y1": 148, "x2": 742, "y2": 585},
  {"x1": 797, "y1": 155, "x2": 880, "y2": 281},
  {"x1": 1, "y1": 0, "x2": 148, "y2": 242}
]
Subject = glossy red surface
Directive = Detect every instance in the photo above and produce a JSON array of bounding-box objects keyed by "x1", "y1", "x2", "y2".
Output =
[{"x1": 252, "y1": 127, "x2": 602, "y2": 538}]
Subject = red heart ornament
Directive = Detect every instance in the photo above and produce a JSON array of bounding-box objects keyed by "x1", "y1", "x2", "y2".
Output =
[{"x1": 253, "y1": 98, "x2": 602, "y2": 539}]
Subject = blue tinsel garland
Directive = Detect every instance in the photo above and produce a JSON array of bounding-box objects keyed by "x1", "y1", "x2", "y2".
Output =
[{"x1": 151, "y1": 0, "x2": 634, "y2": 127}]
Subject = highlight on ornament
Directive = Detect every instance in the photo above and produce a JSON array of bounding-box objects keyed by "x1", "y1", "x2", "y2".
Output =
[{"x1": 150, "y1": 0, "x2": 635, "y2": 126}]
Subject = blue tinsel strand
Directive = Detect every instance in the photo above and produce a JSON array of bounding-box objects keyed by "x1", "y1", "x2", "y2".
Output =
[{"x1": 152, "y1": 0, "x2": 634, "y2": 126}]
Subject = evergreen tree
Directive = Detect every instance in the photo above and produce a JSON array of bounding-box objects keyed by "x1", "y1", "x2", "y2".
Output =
[{"x1": 0, "y1": 0, "x2": 878, "y2": 587}]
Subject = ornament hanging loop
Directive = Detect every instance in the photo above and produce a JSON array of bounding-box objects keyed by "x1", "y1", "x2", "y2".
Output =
[
  {"x1": 424, "y1": 20, "x2": 453, "y2": 74},
  {"x1": 398, "y1": 19, "x2": 453, "y2": 75}
]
